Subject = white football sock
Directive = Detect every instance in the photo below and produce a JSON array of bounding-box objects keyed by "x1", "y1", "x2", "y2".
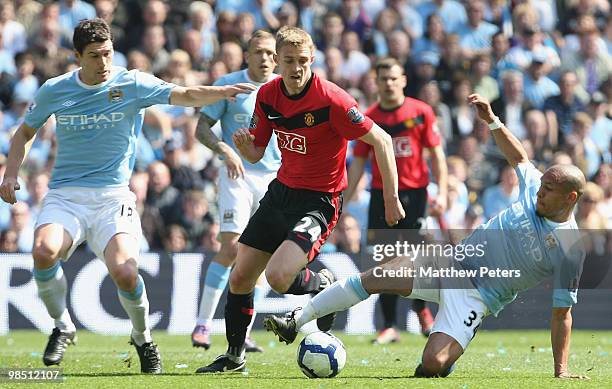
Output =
[
  {"x1": 117, "y1": 275, "x2": 152, "y2": 346},
  {"x1": 34, "y1": 262, "x2": 76, "y2": 332},
  {"x1": 196, "y1": 262, "x2": 230, "y2": 327},
  {"x1": 296, "y1": 274, "x2": 370, "y2": 329}
]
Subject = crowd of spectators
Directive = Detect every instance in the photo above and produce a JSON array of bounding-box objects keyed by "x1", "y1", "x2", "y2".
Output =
[{"x1": 0, "y1": 0, "x2": 609, "y2": 257}]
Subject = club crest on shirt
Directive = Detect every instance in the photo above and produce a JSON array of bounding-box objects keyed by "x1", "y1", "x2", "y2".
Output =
[
  {"x1": 347, "y1": 106, "x2": 365, "y2": 124},
  {"x1": 304, "y1": 112, "x2": 315, "y2": 126},
  {"x1": 404, "y1": 114, "x2": 424, "y2": 129},
  {"x1": 223, "y1": 210, "x2": 235, "y2": 223},
  {"x1": 544, "y1": 233, "x2": 558, "y2": 249},
  {"x1": 108, "y1": 88, "x2": 123, "y2": 103},
  {"x1": 27, "y1": 102, "x2": 36, "y2": 113}
]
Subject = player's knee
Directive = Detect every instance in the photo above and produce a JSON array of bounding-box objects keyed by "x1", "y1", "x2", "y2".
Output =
[
  {"x1": 265, "y1": 268, "x2": 292, "y2": 294},
  {"x1": 32, "y1": 241, "x2": 61, "y2": 267},
  {"x1": 420, "y1": 352, "x2": 449, "y2": 376},
  {"x1": 228, "y1": 266, "x2": 255, "y2": 292},
  {"x1": 110, "y1": 264, "x2": 138, "y2": 291}
]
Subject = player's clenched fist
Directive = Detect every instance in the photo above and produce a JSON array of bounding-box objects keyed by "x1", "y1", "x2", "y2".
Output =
[
  {"x1": 0, "y1": 176, "x2": 20, "y2": 204},
  {"x1": 232, "y1": 128, "x2": 255, "y2": 149},
  {"x1": 467, "y1": 94, "x2": 496, "y2": 123},
  {"x1": 384, "y1": 197, "x2": 406, "y2": 226}
]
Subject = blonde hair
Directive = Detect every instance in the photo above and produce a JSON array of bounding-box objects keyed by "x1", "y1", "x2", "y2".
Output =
[
  {"x1": 447, "y1": 156, "x2": 467, "y2": 171},
  {"x1": 275, "y1": 26, "x2": 315, "y2": 53},
  {"x1": 170, "y1": 49, "x2": 191, "y2": 65}
]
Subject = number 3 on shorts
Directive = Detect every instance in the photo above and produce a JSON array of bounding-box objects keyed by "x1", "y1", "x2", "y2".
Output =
[
  {"x1": 463, "y1": 310, "x2": 477, "y2": 326},
  {"x1": 464, "y1": 309, "x2": 481, "y2": 339},
  {"x1": 294, "y1": 216, "x2": 322, "y2": 243}
]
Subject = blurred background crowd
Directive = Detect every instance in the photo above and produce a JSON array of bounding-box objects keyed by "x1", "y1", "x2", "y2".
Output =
[{"x1": 0, "y1": 0, "x2": 609, "y2": 256}]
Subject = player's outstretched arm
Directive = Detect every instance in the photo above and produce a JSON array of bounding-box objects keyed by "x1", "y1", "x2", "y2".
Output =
[
  {"x1": 358, "y1": 123, "x2": 405, "y2": 226},
  {"x1": 196, "y1": 114, "x2": 245, "y2": 179},
  {"x1": 551, "y1": 307, "x2": 589, "y2": 380},
  {"x1": 344, "y1": 156, "x2": 367, "y2": 203},
  {"x1": 170, "y1": 83, "x2": 257, "y2": 107},
  {"x1": 232, "y1": 128, "x2": 266, "y2": 164},
  {"x1": 0, "y1": 123, "x2": 37, "y2": 204},
  {"x1": 468, "y1": 93, "x2": 529, "y2": 167}
]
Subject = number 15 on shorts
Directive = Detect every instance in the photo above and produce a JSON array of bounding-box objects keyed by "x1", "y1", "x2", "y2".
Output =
[{"x1": 119, "y1": 204, "x2": 134, "y2": 220}]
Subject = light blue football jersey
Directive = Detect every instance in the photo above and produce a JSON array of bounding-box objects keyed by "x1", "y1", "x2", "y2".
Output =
[
  {"x1": 25, "y1": 67, "x2": 174, "y2": 189},
  {"x1": 200, "y1": 69, "x2": 281, "y2": 173},
  {"x1": 461, "y1": 162, "x2": 585, "y2": 316}
]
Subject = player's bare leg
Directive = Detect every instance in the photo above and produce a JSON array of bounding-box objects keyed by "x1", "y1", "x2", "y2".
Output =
[
  {"x1": 196, "y1": 244, "x2": 270, "y2": 373},
  {"x1": 360, "y1": 256, "x2": 414, "y2": 296},
  {"x1": 105, "y1": 233, "x2": 160, "y2": 374},
  {"x1": 33, "y1": 224, "x2": 77, "y2": 366},
  {"x1": 264, "y1": 240, "x2": 309, "y2": 294},
  {"x1": 193, "y1": 232, "x2": 239, "y2": 349},
  {"x1": 414, "y1": 332, "x2": 463, "y2": 377}
]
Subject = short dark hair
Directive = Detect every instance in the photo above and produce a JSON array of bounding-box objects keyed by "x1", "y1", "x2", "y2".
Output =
[
  {"x1": 73, "y1": 18, "x2": 113, "y2": 54},
  {"x1": 374, "y1": 57, "x2": 403, "y2": 76},
  {"x1": 14, "y1": 52, "x2": 34, "y2": 67}
]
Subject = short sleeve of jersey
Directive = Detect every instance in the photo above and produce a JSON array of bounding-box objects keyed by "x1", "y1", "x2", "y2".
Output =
[
  {"x1": 329, "y1": 89, "x2": 373, "y2": 140},
  {"x1": 552, "y1": 289, "x2": 578, "y2": 308},
  {"x1": 200, "y1": 77, "x2": 227, "y2": 121},
  {"x1": 515, "y1": 162, "x2": 542, "y2": 200},
  {"x1": 421, "y1": 105, "x2": 441, "y2": 148},
  {"x1": 24, "y1": 82, "x2": 53, "y2": 129},
  {"x1": 251, "y1": 88, "x2": 273, "y2": 148},
  {"x1": 135, "y1": 71, "x2": 174, "y2": 108}
]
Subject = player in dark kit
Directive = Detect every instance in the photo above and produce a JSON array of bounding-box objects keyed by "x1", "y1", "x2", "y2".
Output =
[
  {"x1": 345, "y1": 58, "x2": 448, "y2": 343},
  {"x1": 196, "y1": 26, "x2": 405, "y2": 373}
]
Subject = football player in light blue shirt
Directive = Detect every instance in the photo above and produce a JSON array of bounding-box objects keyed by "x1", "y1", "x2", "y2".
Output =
[
  {"x1": 263, "y1": 94, "x2": 588, "y2": 380},
  {"x1": 191, "y1": 30, "x2": 280, "y2": 352},
  {"x1": 0, "y1": 18, "x2": 255, "y2": 374}
]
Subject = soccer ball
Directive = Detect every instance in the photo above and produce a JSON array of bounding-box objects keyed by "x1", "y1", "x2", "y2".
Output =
[{"x1": 296, "y1": 331, "x2": 346, "y2": 378}]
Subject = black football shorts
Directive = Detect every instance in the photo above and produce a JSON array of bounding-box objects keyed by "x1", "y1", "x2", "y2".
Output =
[{"x1": 239, "y1": 179, "x2": 342, "y2": 261}]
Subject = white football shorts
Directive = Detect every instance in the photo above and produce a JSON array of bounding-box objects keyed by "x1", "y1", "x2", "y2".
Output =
[
  {"x1": 35, "y1": 186, "x2": 141, "y2": 261},
  {"x1": 408, "y1": 277, "x2": 489, "y2": 350},
  {"x1": 217, "y1": 165, "x2": 277, "y2": 234}
]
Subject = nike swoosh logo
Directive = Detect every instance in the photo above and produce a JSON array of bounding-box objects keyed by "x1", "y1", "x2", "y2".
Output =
[{"x1": 267, "y1": 115, "x2": 282, "y2": 120}]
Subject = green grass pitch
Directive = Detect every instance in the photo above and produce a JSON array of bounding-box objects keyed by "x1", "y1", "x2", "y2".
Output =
[{"x1": 1, "y1": 330, "x2": 610, "y2": 388}]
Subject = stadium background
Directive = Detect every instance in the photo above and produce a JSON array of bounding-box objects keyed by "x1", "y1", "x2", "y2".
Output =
[
  {"x1": 3, "y1": 251, "x2": 611, "y2": 334},
  {"x1": 0, "y1": 0, "x2": 610, "y2": 334}
]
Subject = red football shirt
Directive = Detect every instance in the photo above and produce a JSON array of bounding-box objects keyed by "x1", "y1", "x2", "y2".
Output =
[
  {"x1": 353, "y1": 97, "x2": 440, "y2": 190},
  {"x1": 251, "y1": 74, "x2": 373, "y2": 193}
]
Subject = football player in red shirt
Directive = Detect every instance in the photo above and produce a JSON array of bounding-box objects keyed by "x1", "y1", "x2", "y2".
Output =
[
  {"x1": 345, "y1": 58, "x2": 448, "y2": 344},
  {"x1": 196, "y1": 27, "x2": 405, "y2": 373}
]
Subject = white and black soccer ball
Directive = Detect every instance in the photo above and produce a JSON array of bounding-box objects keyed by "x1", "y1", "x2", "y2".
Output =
[{"x1": 296, "y1": 331, "x2": 346, "y2": 378}]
